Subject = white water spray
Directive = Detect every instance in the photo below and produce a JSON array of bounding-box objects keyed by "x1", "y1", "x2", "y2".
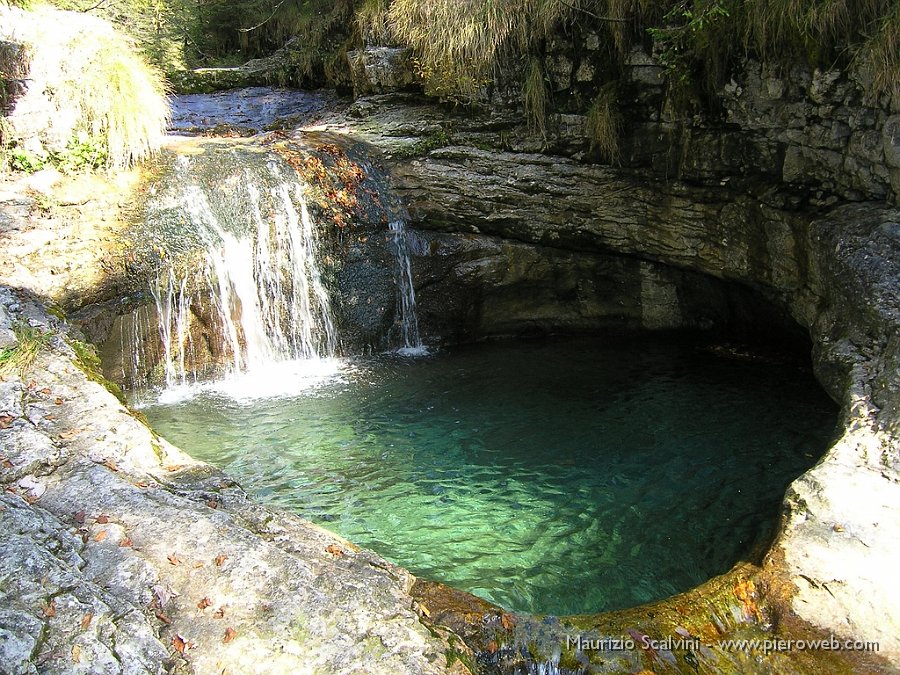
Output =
[{"x1": 147, "y1": 160, "x2": 341, "y2": 401}]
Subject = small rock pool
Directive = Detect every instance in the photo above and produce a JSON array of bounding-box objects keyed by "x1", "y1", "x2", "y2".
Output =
[{"x1": 140, "y1": 336, "x2": 836, "y2": 616}]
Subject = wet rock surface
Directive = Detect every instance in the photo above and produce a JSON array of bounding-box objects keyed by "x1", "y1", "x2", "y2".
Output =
[{"x1": 0, "y1": 289, "x2": 469, "y2": 674}]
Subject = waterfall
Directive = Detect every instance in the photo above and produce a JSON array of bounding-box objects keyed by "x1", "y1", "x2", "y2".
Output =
[
  {"x1": 144, "y1": 157, "x2": 340, "y2": 401},
  {"x1": 389, "y1": 219, "x2": 427, "y2": 356}
]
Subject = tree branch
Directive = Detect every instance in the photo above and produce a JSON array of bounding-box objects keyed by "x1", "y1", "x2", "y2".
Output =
[{"x1": 238, "y1": 0, "x2": 288, "y2": 33}]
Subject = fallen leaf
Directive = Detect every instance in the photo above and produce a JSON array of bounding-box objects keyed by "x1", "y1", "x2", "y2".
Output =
[
  {"x1": 325, "y1": 544, "x2": 344, "y2": 557},
  {"x1": 486, "y1": 640, "x2": 498, "y2": 654},
  {"x1": 167, "y1": 553, "x2": 181, "y2": 566},
  {"x1": 0, "y1": 414, "x2": 14, "y2": 429},
  {"x1": 24, "y1": 493, "x2": 40, "y2": 505},
  {"x1": 500, "y1": 613, "x2": 516, "y2": 631},
  {"x1": 39, "y1": 387, "x2": 51, "y2": 395},
  {"x1": 192, "y1": 561, "x2": 204, "y2": 569},
  {"x1": 154, "y1": 610, "x2": 172, "y2": 625},
  {"x1": 197, "y1": 597, "x2": 212, "y2": 610},
  {"x1": 42, "y1": 599, "x2": 57, "y2": 617},
  {"x1": 206, "y1": 500, "x2": 219, "y2": 509},
  {"x1": 55, "y1": 397, "x2": 64, "y2": 405},
  {"x1": 95, "y1": 514, "x2": 109, "y2": 524},
  {"x1": 73, "y1": 510, "x2": 86, "y2": 525},
  {"x1": 81, "y1": 612, "x2": 93, "y2": 630},
  {"x1": 833, "y1": 523, "x2": 845, "y2": 533},
  {"x1": 214, "y1": 554, "x2": 227, "y2": 567},
  {"x1": 152, "y1": 584, "x2": 179, "y2": 609},
  {"x1": 134, "y1": 480, "x2": 149, "y2": 488},
  {"x1": 71, "y1": 644, "x2": 81, "y2": 663},
  {"x1": 59, "y1": 427, "x2": 85, "y2": 440},
  {"x1": 2, "y1": 458, "x2": 13, "y2": 469},
  {"x1": 94, "y1": 530, "x2": 108, "y2": 542},
  {"x1": 223, "y1": 627, "x2": 237, "y2": 644},
  {"x1": 165, "y1": 464, "x2": 185, "y2": 472},
  {"x1": 119, "y1": 537, "x2": 133, "y2": 548},
  {"x1": 172, "y1": 635, "x2": 187, "y2": 654},
  {"x1": 102, "y1": 459, "x2": 120, "y2": 472}
]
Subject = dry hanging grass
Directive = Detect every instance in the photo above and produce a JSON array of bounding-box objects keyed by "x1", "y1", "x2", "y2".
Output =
[{"x1": 1, "y1": 6, "x2": 169, "y2": 169}]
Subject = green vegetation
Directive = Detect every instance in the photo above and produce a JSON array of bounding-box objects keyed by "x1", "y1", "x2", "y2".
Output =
[
  {"x1": 1, "y1": 6, "x2": 169, "y2": 171},
  {"x1": 3, "y1": 0, "x2": 895, "y2": 171},
  {"x1": 385, "y1": 0, "x2": 574, "y2": 100},
  {"x1": 0, "y1": 324, "x2": 53, "y2": 377},
  {"x1": 394, "y1": 127, "x2": 452, "y2": 158}
]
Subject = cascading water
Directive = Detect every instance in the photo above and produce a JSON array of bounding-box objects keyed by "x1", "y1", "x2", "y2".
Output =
[
  {"x1": 142, "y1": 155, "x2": 341, "y2": 402},
  {"x1": 389, "y1": 219, "x2": 427, "y2": 355}
]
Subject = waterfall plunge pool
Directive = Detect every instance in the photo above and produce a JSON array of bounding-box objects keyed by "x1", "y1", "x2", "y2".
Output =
[{"x1": 140, "y1": 336, "x2": 836, "y2": 616}]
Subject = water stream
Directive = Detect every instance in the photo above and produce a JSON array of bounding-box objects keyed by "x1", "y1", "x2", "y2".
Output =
[{"x1": 389, "y1": 219, "x2": 426, "y2": 355}]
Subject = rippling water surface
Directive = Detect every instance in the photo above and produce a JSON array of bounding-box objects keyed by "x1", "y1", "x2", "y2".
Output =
[{"x1": 142, "y1": 337, "x2": 836, "y2": 615}]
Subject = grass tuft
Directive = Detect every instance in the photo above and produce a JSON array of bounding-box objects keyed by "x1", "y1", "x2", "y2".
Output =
[
  {"x1": 356, "y1": 0, "x2": 393, "y2": 45},
  {"x1": 1, "y1": 6, "x2": 169, "y2": 170},
  {"x1": 586, "y1": 81, "x2": 621, "y2": 164},
  {"x1": 523, "y1": 57, "x2": 549, "y2": 138},
  {"x1": 387, "y1": 0, "x2": 579, "y2": 100},
  {"x1": 0, "y1": 324, "x2": 53, "y2": 377}
]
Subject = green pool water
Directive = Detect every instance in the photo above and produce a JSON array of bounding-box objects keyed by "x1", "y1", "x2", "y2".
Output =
[{"x1": 141, "y1": 337, "x2": 836, "y2": 616}]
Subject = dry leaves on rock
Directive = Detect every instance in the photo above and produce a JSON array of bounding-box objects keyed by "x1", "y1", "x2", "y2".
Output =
[{"x1": 223, "y1": 627, "x2": 237, "y2": 644}]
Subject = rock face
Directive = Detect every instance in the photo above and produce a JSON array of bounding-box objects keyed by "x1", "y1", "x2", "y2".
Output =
[{"x1": 0, "y1": 288, "x2": 470, "y2": 674}]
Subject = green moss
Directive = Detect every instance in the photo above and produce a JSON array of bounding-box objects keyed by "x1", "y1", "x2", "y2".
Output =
[
  {"x1": 394, "y1": 128, "x2": 452, "y2": 158},
  {"x1": 68, "y1": 337, "x2": 126, "y2": 404}
]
